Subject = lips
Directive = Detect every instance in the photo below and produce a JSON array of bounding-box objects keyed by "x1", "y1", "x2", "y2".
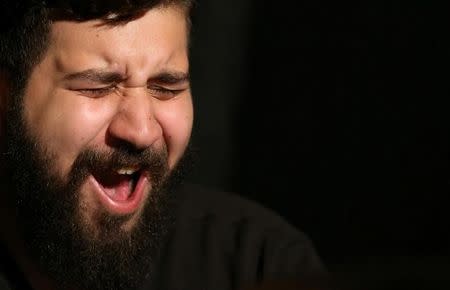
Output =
[{"x1": 89, "y1": 168, "x2": 149, "y2": 215}]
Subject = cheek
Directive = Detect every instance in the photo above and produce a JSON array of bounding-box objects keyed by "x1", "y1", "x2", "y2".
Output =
[
  {"x1": 156, "y1": 98, "x2": 193, "y2": 168},
  {"x1": 25, "y1": 92, "x2": 115, "y2": 172}
]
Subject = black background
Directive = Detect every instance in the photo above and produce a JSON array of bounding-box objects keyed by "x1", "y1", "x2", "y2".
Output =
[{"x1": 187, "y1": 0, "x2": 449, "y2": 284}]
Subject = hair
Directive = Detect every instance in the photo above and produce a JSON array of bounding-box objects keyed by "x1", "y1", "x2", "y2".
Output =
[{"x1": 0, "y1": 0, "x2": 194, "y2": 93}]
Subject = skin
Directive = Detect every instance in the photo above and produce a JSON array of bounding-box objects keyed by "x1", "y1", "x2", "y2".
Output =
[
  {"x1": 0, "y1": 5, "x2": 193, "y2": 290},
  {"x1": 20, "y1": 5, "x2": 193, "y2": 231}
]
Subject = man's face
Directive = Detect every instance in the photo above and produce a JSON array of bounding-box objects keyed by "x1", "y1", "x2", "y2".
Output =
[
  {"x1": 23, "y1": 6, "x2": 192, "y2": 229},
  {"x1": 2, "y1": 5, "x2": 192, "y2": 290}
]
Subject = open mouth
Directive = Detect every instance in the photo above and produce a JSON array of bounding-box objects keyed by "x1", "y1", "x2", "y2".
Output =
[
  {"x1": 89, "y1": 166, "x2": 149, "y2": 215},
  {"x1": 95, "y1": 167, "x2": 140, "y2": 201}
]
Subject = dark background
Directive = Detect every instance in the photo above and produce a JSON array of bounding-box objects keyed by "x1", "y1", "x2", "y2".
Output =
[{"x1": 187, "y1": 0, "x2": 449, "y2": 284}]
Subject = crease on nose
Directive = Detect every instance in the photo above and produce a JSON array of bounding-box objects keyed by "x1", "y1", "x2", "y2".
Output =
[{"x1": 107, "y1": 96, "x2": 162, "y2": 150}]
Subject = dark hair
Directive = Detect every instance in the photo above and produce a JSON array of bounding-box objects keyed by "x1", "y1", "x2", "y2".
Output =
[{"x1": 0, "y1": 0, "x2": 194, "y2": 92}]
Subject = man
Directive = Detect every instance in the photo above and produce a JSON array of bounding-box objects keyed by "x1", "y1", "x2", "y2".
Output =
[{"x1": 0, "y1": 1, "x2": 325, "y2": 290}]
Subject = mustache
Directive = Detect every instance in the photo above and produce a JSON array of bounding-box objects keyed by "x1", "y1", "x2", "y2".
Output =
[{"x1": 67, "y1": 145, "x2": 169, "y2": 187}]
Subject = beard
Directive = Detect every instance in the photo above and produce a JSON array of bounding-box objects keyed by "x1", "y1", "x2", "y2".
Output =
[{"x1": 3, "y1": 91, "x2": 192, "y2": 290}]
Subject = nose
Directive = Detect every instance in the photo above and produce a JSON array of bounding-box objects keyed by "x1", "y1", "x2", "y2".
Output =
[{"x1": 107, "y1": 89, "x2": 162, "y2": 151}]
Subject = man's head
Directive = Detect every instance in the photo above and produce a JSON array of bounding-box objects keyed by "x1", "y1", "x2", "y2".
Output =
[{"x1": 0, "y1": 1, "x2": 194, "y2": 289}]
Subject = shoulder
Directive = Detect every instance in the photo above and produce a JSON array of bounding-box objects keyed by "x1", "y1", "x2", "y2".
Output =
[
  {"x1": 176, "y1": 182, "x2": 301, "y2": 234},
  {"x1": 174, "y1": 183, "x2": 326, "y2": 276},
  {"x1": 156, "y1": 183, "x2": 326, "y2": 289}
]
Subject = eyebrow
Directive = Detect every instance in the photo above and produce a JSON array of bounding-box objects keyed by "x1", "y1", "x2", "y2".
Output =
[
  {"x1": 149, "y1": 71, "x2": 190, "y2": 85},
  {"x1": 63, "y1": 69, "x2": 189, "y2": 85},
  {"x1": 63, "y1": 69, "x2": 126, "y2": 84}
]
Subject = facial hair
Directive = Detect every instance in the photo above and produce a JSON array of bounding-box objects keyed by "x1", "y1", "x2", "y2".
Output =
[{"x1": 3, "y1": 90, "x2": 192, "y2": 290}]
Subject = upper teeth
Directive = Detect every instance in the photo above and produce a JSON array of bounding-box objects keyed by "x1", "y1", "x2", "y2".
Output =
[{"x1": 116, "y1": 167, "x2": 139, "y2": 175}]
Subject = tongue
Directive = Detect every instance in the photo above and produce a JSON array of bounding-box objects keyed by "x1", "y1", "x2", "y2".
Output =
[{"x1": 101, "y1": 175, "x2": 133, "y2": 202}]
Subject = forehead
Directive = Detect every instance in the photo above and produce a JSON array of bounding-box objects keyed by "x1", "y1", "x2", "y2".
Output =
[{"x1": 46, "y1": 6, "x2": 189, "y2": 76}]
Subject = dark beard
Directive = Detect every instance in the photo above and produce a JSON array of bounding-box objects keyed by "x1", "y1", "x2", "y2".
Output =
[{"x1": 3, "y1": 92, "x2": 192, "y2": 290}]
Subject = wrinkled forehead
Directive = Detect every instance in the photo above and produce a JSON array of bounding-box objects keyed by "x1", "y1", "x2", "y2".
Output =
[
  {"x1": 46, "y1": 6, "x2": 190, "y2": 75},
  {"x1": 49, "y1": 5, "x2": 190, "y2": 50}
]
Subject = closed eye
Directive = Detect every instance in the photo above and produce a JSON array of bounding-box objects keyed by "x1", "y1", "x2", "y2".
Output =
[
  {"x1": 148, "y1": 86, "x2": 187, "y2": 100},
  {"x1": 75, "y1": 85, "x2": 117, "y2": 98}
]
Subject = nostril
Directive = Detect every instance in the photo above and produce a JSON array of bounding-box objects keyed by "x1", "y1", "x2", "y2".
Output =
[{"x1": 105, "y1": 134, "x2": 145, "y2": 155}]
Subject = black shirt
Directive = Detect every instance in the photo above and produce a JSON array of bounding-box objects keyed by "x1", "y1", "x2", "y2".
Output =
[{"x1": 0, "y1": 183, "x2": 325, "y2": 290}]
